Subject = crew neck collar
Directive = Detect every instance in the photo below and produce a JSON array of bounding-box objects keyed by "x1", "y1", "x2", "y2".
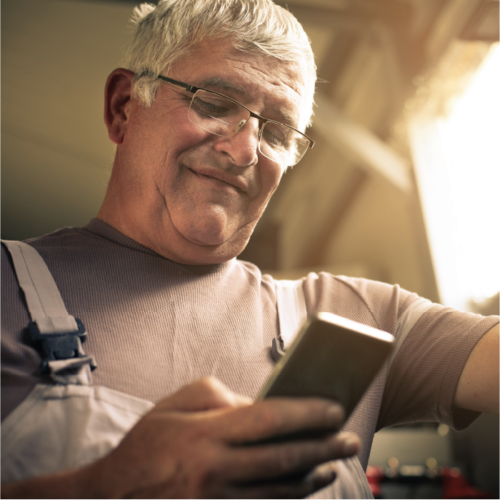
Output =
[{"x1": 82, "y1": 218, "x2": 233, "y2": 271}]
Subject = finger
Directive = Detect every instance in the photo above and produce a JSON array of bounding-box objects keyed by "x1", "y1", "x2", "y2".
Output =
[
  {"x1": 214, "y1": 398, "x2": 345, "y2": 443},
  {"x1": 156, "y1": 377, "x2": 252, "y2": 412},
  {"x1": 223, "y1": 462, "x2": 338, "y2": 499},
  {"x1": 220, "y1": 431, "x2": 360, "y2": 482}
]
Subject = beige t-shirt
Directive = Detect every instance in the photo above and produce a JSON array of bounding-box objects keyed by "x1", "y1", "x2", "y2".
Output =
[{"x1": 2, "y1": 218, "x2": 498, "y2": 475}]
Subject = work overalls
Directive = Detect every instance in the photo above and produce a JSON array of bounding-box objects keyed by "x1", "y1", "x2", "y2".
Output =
[{"x1": 1, "y1": 240, "x2": 372, "y2": 498}]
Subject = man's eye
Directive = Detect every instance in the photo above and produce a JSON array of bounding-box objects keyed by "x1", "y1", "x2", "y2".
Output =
[
  {"x1": 193, "y1": 97, "x2": 233, "y2": 116},
  {"x1": 263, "y1": 124, "x2": 291, "y2": 149}
]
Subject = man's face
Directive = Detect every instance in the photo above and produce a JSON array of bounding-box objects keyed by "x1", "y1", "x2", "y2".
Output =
[{"x1": 108, "y1": 38, "x2": 307, "y2": 264}]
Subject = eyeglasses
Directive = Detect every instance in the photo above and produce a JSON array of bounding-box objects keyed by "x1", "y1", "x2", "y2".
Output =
[{"x1": 138, "y1": 72, "x2": 315, "y2": 168}]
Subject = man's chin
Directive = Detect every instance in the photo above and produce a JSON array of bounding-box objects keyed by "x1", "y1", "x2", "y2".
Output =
[
  {"x1": 180, "y1": 220, "x2": 251, "y2": 248},
  {"x1": 186, "y1": 233, "x2": 227, "y2": 246},
  {"x1": 177, "y1": 229, "x2": 253, "y2": 265},
  {"x1": 167, "y1": 213, "x2": 257, "y2": 264}
]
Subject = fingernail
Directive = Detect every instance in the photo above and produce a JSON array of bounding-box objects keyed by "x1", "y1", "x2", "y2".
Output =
[{"x1": 343, "y1": 436, "x2": 359, "y2": 455}]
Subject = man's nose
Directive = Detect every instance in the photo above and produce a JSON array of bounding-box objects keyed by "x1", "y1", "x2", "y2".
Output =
[{"x1": 214, "y1": 118, "x2": 259, "y2": 167}]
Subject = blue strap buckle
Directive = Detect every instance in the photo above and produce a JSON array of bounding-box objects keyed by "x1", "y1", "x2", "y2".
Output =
[{"x1": 28, "y1": 318, "x2": 96, "y2": 374}]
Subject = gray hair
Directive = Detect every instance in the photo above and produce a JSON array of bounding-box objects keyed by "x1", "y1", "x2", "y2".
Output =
[{"x1": 123, "y1": 0, "x2": 316, "y2": 128}]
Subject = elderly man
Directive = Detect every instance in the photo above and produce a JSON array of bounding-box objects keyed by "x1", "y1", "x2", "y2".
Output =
[{"x1": 1, "y1": 0, "x2": 498, "y2": 498}]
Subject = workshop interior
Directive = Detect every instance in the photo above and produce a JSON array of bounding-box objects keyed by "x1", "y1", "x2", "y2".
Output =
[{"x1": 2, "y1": 0, "x2": 499, "y2": 498}]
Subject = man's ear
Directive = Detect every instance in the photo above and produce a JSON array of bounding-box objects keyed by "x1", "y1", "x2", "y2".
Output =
[{"x1": 104, "y1": 68, "x2": 135, "y2": 145}]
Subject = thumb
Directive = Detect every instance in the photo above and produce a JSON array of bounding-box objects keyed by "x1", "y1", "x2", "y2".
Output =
[{"x1": 156, "y1": 376, "x2": 252, "y2": 412}]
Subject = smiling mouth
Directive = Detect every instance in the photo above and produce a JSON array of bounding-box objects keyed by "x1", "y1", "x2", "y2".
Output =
[{"x1": 187, "y1": 167, "x2": 248, "y2": 193}]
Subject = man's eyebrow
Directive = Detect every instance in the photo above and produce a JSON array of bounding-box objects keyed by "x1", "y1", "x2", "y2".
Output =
[
  {"x1": 275, "y1": 107, "x2": 296, "y2": 123},
  {"x1": 199, "y1": 77, "x2": 246, "y2": 95}
]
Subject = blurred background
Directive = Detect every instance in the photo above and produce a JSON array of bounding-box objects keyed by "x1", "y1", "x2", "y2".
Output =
[{"x1": 2, "y1": 0, "x2": 499, "y2": 497}]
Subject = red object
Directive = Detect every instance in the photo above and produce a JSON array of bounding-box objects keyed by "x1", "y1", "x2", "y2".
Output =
[
  {"x1": 366, "y1": 466, "x2": 384, "y2": 498},
  {"x1": 441, "y1": 467, "x2": 495, "y2": 499}
]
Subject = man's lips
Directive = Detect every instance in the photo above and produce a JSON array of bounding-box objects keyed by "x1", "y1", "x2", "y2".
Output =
[{"x1": 187, "y1": 166, "x2": 249, "y2": 193}]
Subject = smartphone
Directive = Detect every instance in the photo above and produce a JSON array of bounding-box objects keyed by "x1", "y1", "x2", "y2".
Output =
[{"x1": 255, "y1": 312, "x2": 393, "y2": 441}]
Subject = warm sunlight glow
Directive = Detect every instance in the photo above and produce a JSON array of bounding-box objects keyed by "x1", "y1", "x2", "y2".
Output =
[{"x1": 435, "y1": 43, "x2": 500, "y2": 302}]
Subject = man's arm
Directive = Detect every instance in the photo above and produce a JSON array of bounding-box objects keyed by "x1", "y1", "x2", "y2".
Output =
[
  {"x1": 454, "y1": 324, "x2": 499, "y2": 413},
  {"x1": 1, "y1": 377, "x2": 360, "y2": 499}
]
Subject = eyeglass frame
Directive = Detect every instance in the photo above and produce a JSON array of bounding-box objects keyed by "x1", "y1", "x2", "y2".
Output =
[{"x1": 137, "y1": 72, "x2": 315, "y2": 166}]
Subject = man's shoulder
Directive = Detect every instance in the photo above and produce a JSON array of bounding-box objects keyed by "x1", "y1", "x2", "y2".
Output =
[
  {"x1": 28, "y1": 226, "x2": 84, "y2": 246},
  {"x1": 2, "y1": 219, "x2": 151, "y2": 265},
  {"x1": 2, "y1": 226, "x2": 76, "y2": 261},
  {"x1": 1, "y1": 221, "x2": 138, "y2": 287},
  {"x1": 3, "y1": 224, "x2": 96, "y2": 251}
]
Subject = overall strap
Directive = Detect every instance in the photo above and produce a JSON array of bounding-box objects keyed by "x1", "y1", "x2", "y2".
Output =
[
  {"x1": 272, "y1": 279, "x2": 308, "y2": 361},
  {"x1": 2, "y1": 240, "x2": 96, "y2": 384}
]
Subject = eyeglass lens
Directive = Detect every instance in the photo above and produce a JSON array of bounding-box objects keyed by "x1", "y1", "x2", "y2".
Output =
[{"x1": 188, "y1": 90, "x2": 309, "y2": 167}]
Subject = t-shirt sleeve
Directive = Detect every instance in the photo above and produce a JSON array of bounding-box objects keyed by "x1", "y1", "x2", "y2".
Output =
[
  {"x1": 378, "y1": 303, "x2": 498, "y2": 430},
  {"x1": 301, "y1": 272, "x2": 499, "y2": 430}
]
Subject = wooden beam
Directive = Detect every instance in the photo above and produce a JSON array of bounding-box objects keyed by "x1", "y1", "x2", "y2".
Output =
[
  {"x1": 276, "y1": 0, "x2": 413, "y2": 30},
  {"x1": 277, "y1": 4, "x2": 367, "y2": 33},
  {"x1": 312, "y1": 92, "x2": 412, "y2": 194},
  {"x1": 372, "y1": 22, "x2": 406, "y2": 117},
  {"x1": 298, "y1": 168, "x2": 367, "y2": 268},
  {"x1": 459, "y1": 0, "x2": 499, "y2": 42},
  {"x1": 425, "y1": 0, "x2": 483, "y2": 62},
  {"x1": 318, "y1": 32, "x2": 360, "y2": 91}
]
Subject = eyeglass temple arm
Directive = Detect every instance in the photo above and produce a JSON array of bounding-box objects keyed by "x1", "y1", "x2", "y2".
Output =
[{"x1": 137, "y1": 72, "x2": 199, "y2": 94}]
